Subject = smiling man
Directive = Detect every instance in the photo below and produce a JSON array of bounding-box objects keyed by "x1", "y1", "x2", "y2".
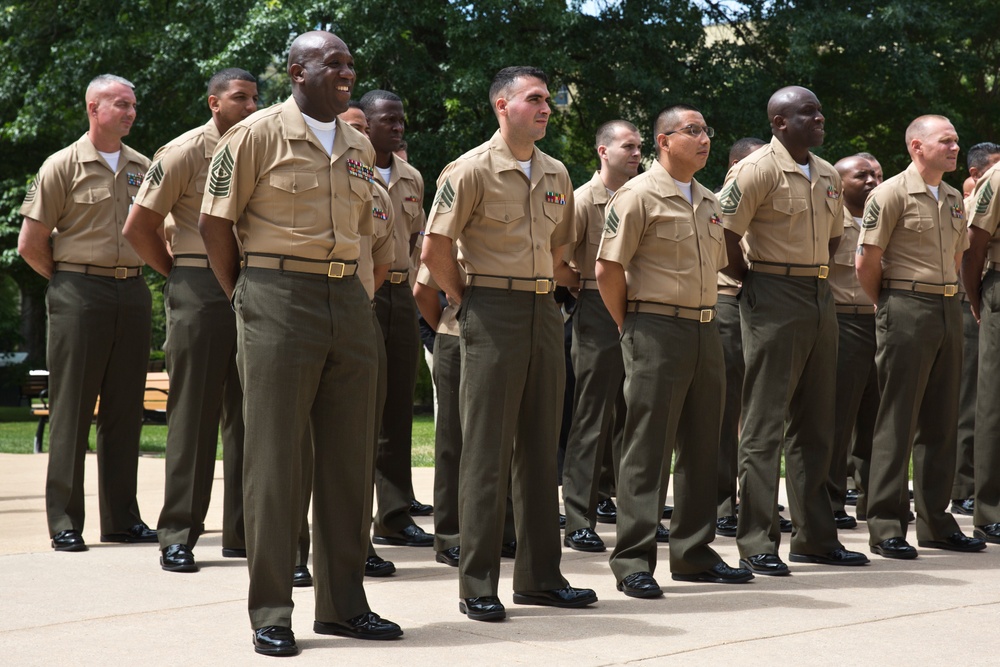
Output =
[
  {"x1": 198, "y1": 31, "x2": 401, "y2": 656},
  {"x1": 719, "y1": 85, "x2": 869, "y2": 575},
  {"x1": 857, "y1": 115, "x2": 986, "y2": 560},
  {"x1": 422, "y1": 65, "x2": 596, "y2": 622}
]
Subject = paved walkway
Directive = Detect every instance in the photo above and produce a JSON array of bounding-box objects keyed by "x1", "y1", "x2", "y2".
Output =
[{"x1": 1, "y1": 452, "x2": 998, "y2": 665}]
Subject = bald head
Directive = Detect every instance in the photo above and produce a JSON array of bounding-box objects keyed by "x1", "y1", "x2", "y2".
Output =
[
  {"x1": 288, "y1": 31, "x2": 337, "y2": 69},
  {"x1": 287, "y1": 31, "x2": 355, "y2": 121},
  {"x1": 766, "y1": 85, "x2": 825, "y2": 158}
]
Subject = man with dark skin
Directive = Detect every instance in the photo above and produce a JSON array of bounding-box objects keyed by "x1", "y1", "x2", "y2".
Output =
[
  {"x1": 719, "y1": 86, "x2": 868, "y2": 575},
  {"x1": 199, "y1": 31, "x2": 402, "y2": 656}
]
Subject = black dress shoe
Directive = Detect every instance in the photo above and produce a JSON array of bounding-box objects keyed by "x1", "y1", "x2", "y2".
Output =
[
  {"x1": 616, "y1": 571, "x2": 663, "y2": 598},
  {"x1": 778, "y1": 516, "x2": 792, "y2": 533},
  {"x1": 595, "y1": 498, "x2": 617, "y2": 524},
  {"x1": 501, "y1": 540, "x2": 517, "y2": 559},
  {"x1": 409, "y1": 498, "x2": 433, "y2": 516},
  {"x1": 365, "y1": 555, "x2": 396, "y2": 577},
  {"x1": 160, "y1": 543, "x2": 198, "y2": 572},
  {"x1": 436, "y1": 546, "x2": 460, "y2": 567},
  {"x1": 789, "y1": 548, "x2": 869, "y2": 566},
  {"x1": 974, "y1": 523, "x2": 1000, "y2": 545},
  {"x1": 777, "y1": 503, "x2": 785, "y2": 512},
  {"x1": 512, "y1": 586, "x2": 598, "y2": 608},
  {"x1": 739, "y1": 553, "x2": 790, "y2": 576},
  {"x1": 845, "y1": 489, "x2": 859, "y2": 506},
  {"x1": 100, "y1": 523, "x2": 157, "y2": 543},
  {"x1": 951, "y1": 498, "x2": 975, "y2": 515},
  {"x1": 372, "y1": 524, "x2": 434, "y2": 547},
  {"x1": 253, "y1": 626, "x2": 298, "y2": 656},
  {"x1": 672, "y1": 561, "x2": 754, "y2": 583},
  {"x1": 314, "y1": 612, "x2": 403, "y2": 640},
  {"x1": 908, "y1": 510, "x2": 915, "y2": 523},
  {"x1": 460, "y1": 596, "x2": 506, "y2": 621},
  {"x1": 662, "y1": 505, "x2": 673, "y2": 519},
  {"x1": 918, "y1": 531, "x2": 987, "y2": 552},
  {"x1": 51, "y1": 529, "x2": 87, "y2": 552},
  {"x1": 834, "y1": 510, "x2": 858, "y2": 530},
  {"x1": 655, "y1": 523, "x2": 670, "y2": 543},
  {"x1": 871, "y1": 537, "x2": 918, "y2": 559},
  {"x1": 564, "y1": 527, "x2": 606, "y2": 552},
  {"x1": 292, "y1": 564, "x2": 312, "y2": 587},
  {"x1": 222, "y1": 547, "x2": 247, "y2": 558},
  {"x1": 716, "y1": 515, "x2": 738, "y2": 537},
  {"x1": 559, "y1": 514, "x2": 566, "y2": 529}
]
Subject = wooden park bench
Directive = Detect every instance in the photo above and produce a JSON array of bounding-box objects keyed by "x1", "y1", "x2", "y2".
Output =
[{"x1": 31, "y1": 371, "x2": 169, "y2": 454}]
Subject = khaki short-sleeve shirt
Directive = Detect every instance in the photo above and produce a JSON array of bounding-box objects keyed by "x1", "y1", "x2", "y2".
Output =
[
  {"x1": 829, "y1": 207, "x2": 873, "y2": 307},
  {"x1": 719, "y1": 135, "x2": 843, "y2": 265},
  {"x1": 133, "y1": 119, "x2": 219, "y2": 257},
  {"x1": 597, "y1": 160, "x2": 727, "y2": 308},
  {"x1": 375, "y1": 156, "x2": 425, "y2": 272},
  {"x1": 200, "y1": 97, "x2": 375, "y2": 261},
  {"x1": 358, "y1": 183, "x2": 396, "y2": 299},
  {"x1": 424, "y1": 130, "x2": 575, "y2": 278},
  {"x1": 415, "y1": 262, "x2": 462, "y2": 337},
  {"x1": 20, "y1": 134, "x2": 150, "y2": 266},
  {"x1": 570, "y1": 171, "x2": 610, "y2": 282},
  {"x1": 858, "y1": 162, "x2": 968, "y2": 283},
  {"x1": 968, "y1": 162, "x2": 1000, "y2": 263}
]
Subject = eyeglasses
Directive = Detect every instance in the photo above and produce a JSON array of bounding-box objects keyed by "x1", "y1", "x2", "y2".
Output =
[{"x1": 663, "y1": 124, "x2": 715, "y2": 138}]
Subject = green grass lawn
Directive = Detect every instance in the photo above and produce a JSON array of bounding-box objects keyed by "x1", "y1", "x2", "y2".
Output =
[{"x1": 0, "y1": 409, "x2": 436, "y2": 466}]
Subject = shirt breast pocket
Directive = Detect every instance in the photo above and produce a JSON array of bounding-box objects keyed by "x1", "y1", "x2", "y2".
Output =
[
  {"x1": 349, "y1": 176, "x2": 374, "y2": 235},
  {"x1": 655, "y1": 220, "x2": 696, "y2": 269},
  {"x1": 73, "y1": 187, "x2": 111, "y2": 206},
  {"x1": 773, "y1": 196, "x2": 809, "y2": 242},
  {"x1": 268, "y1": 170, "x2": 320, "y2": 228},
  {"x1": 483, "y1": 201, "x2": 527, "y2": 252}
]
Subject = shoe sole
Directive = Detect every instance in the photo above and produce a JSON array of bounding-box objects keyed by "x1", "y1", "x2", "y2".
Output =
[
  {"x1": 221, "y1": 549, "x2": 247, "y2": 558},
  {"x1": 512, "y1": 592, "x2": 598, "y2": 608},
  {"x1": 365, "y1": 564, "x2": 397, "y2": 577},
  {"x1": 435, "y1": 554, "x2": 459, "y2": 567},
  {"x1": 52, "y1": 543, "x2": 88, "y2": 552},
  {"x1": 916, "y1": 540, "x2": 987, "y2": 552},
  {"x1": 292, "y1": 576, "x2": 313, "y2": 588},
  {"x1": 160, "y1": 560, "x2": 198, "y2": 573},
  {"x1": 871, "y1": 546, "x2": 918, "y2": 560},
  {"x1": 616, "y1": 583, "x2": 663, "y2": 599},
  {"x1": 458, "y1": 601, "x2": 506, "y2": 621},
  {"x1": 409, "y1": 508, "x2": 433, "y2": 517},
  {"x1": 100, "y1": 535, "x2": 158, "y2": 544},
  {"x1": 563, "y1": 539, "x2": 606, "y2": 553},
  {"x1": 313, "y1": 621, "x2": 403, "y2": 640},
  {"x1": 738, "y1": 558, "x2": 790, "y2": 576},
  {"x1": 788, "y1": 553, "x2": 869, "y2": 566},
  {"x1": 254, "y1": 644, "x2": 299, "y2": 656},
  {"x1": 835, "y1": 520, "x2": 858, "y2": 530},
  {"x1": 372, "y1": 536, "x2": 433, "y2": 547},
  {"x1": 974, "y1": 529, "x2": 1000, "y2": 545},
  {"x1": 672, "y1": 571, "x2": 754, "y2": 584}
]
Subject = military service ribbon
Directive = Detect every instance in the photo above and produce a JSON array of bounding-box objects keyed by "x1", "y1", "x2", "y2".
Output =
[
  {"x1": 545, "y1": 191, "x2": 566, "y2": 205},
  {"x1": 347, "y1": 159, "x2": 374, "y2": 182}
]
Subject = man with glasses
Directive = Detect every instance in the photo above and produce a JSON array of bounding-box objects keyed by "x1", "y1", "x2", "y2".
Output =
[
  {"x1": 719, "y1": 86, "x2": 869, "y2": 575},
  {"x1": 597, "y1": 105, "x2": 753, "y2": 598}
]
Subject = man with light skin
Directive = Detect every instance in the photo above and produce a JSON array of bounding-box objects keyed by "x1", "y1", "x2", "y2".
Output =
[
  {"x1": 597, "y1": 104, "x2": 753, "y2": 598},
  {"x1": 561, "y1": 119, "x2": 641, "y2": 553},
  {"x1": 857, "y1": 115, "x2": 985, "y2": 559},
  {"x1": 123, "y1": 68, "x2": 258, "y2": 573},
  {"x1": 18, "y1": 74, "x2": 154, "y2": 552},
  {"x1": 422, "y1": 66, "x2": 596, "y2": 622}
]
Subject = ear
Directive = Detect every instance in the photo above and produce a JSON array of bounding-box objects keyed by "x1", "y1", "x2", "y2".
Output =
[
  {"x1": 656, "y1": 133, "x2": 669, "y2": 154},
  {"x1": 597, "y1": 144, "x2": 608, "y2": 161},
  {"x1": 208, "y1": 95, "x2": 220, "y2": 115},
  {"x1": 88, "y1": 100, "x2": 99, "y2": 116},
  {"x1": 288, "y1": 63, "x2": 306, "y2": 85},
  {"x1": 772, "y1": 114, "x2": 788, "y2": 132},
  {"x1": 495, "y1": 97, "x2": 507, "y2": 117}
]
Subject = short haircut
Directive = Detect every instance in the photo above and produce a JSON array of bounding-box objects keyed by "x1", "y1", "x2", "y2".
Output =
[
  {"x1": 905, "y1": 114, "x2": 951, "y2": 147},
  {"x1": 595, "y1": 120, "x2": 638, "y2": 150},
  {"x1": 359, "y1": 89, "x2": 402, "y2": 117},
  {"x1": 854, "y1": 151, "x2": 879, "y2": 163},
  {"x1": 86, "y1": 74, "x2": 134, "y2": 102},
  {"x1": 489, "y1": 66, "x2": 548, "y2": 109},
  {"x1": 347, "y1": 99, "x2": 363, "y2": 110},
  {"x1": 652, "y1": 103, "x2": 700, "y2": 154},
  {"x1": 207, "y1": 68, "x2": 256, "y2": 98},
  {"x1": 967, "y1": 142, "x2": 1000, "y2": 171},
  {"x1": 729, "y1": 137, "x2": 766, "y2": 164}
]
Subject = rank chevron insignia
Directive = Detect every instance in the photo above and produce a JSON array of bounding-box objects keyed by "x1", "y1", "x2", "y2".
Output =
[
  {"x1": 604, "y1": 205, "x2": 620, "y2": 237},
  {"x1": 24, "y1": 180, "x2": 37, "y2": 203},
  {"x1": 977, "y1": 181, "x2": 995, "y2": 215},
  {"x1": 208, "y1": 145, "x2": 235, "y2": 197},
  {"x1": 146, "y1": 161, "x2": 164, "y2": 187},
  {"x1": 719, "y1": 181, "x2": 742, "y2": 215},
  {"x1": 433, "y1": 178, "x2": 455, "y2": 211},
  {"x1": 862, "y1": 199, "x2": 880, "y2": 230}
]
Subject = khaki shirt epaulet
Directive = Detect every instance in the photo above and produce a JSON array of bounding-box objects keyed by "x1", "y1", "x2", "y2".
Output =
[
  {"x1": 828, "y1": 206, "x2": 873, "y2": 307},
  {"x1": 200, "y1": 97, "x2": 375, "y2": 262},
  {"x1": 375, "y1": 155, "x2": 425, "y2": 271},
  {"x1": 858, "y1": 162, "x2": 968, "y2": 283},
  {"x1": 719, "y1": 135, "x2": 843, "y2": 265},
  {"x1": 570, "y1": 171, "x2": 610, "y2": 281},
  {"x1": 968, "y1": 162, "x2": 1000, "y2": 263},
  {"x1": 424, "y1": 130, "x2": 575, "y2": 278},
  {"x1": 20, "y1": 134, "x2": 150, "y2": 266},
  {"x1": 358, "y1": 182, "x2": 396, "y2": 299},
  {"x1": 134, "y1": 119, "x2": 219, "y2": 256},
  {"x1": 415, "y1": 258, "x2": 463, "y2": 337},
  {"x1": 596, "y1": 160, "x2": 727, "y2": 308}
]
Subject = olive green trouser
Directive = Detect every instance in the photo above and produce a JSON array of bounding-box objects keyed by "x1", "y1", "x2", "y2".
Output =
[
  {"x1": 716, "y1": 294, "x2": 743, "y2": 518},
  {"x1": 974, "y1": 272, "x2": 1000, "y2": 526}
]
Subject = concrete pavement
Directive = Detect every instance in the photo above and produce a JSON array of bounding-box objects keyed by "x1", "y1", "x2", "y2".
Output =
[{"x1": 1, "y1": 452, "x2": 998, "y2": 665}]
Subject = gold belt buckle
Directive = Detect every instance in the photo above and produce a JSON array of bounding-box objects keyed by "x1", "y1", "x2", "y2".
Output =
[
  {"x1": 699, "y1": 309, "x2": 714, "y2": 323},
  {"x1": 817, "y1": 265, "x2": 829, "y2": 279},
  {"x1": 535, "y1": 279, "x2": 551, "y2": 294},
  {"x1": 390, "y1": 272, "x2": 405, "y2": 284},
  {"x1": 114, "y1": 266, "x2": 128, "y2": 279},
  {"x1": 944, "y1": 284, "x2": 957, "y2": 297},
  {"x1": 327, "y1": 262, "x2": 346, "y2": 279}
]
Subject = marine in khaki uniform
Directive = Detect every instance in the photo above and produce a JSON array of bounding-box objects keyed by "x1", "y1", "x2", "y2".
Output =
[
  {"x1": 422, "y1": 66, "x2": 596, "y2": 622},
  {"x1": 18, "y1": 74, "x2": 155, "y2": 552},
  {"x1": 825, "y1": 156, "x2": 879, "y2": 528},
  {"x1": 857, "y1": 114, "x2": 986, "y2": 559},
  {"x1": 123, "y1": 68, "x2": 259, "y2": 573},
  {"x1": 719, "y1": 86, "x2": 868, "y2": 575},
  {"x1": 561, "y1": 120, "x2": 641, "y2": 553},
  {"x1": 597, "y1": 104, "x2": 753, "y2": 598},
  {"x1": 198, "y1": 32, "x2": 402, "y2": 657},
  {"x1": 359, "y1": 89, "x2": 435, "y2": 546},
  {"x1": 962, "y1": 157, "x2": 1000, "y2": 544}
]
